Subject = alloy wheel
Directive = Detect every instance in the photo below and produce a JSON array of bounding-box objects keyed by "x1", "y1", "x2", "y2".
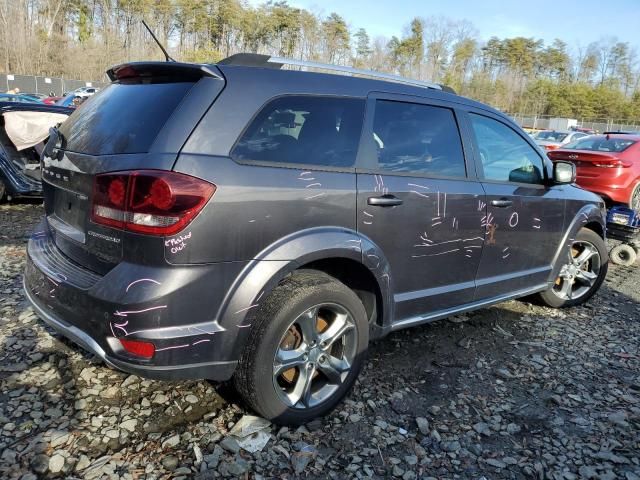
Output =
[
  {"x1": 272, "y1": 303, "x2": 357, "y2": 409},
  {"x1": 632, "y1": 186, "x2": 640, "y2": 212},
  {"x1": 552, "y1": 240, "x2": 602, "y2": 301}
]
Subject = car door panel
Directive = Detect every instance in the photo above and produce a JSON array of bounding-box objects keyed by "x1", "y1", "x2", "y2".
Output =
[
  {"x1": 358, "y1": 174, "x2": 485, "y2": 320},
  {"x1": 355, "y1": 95, "x2": 486, "y2": 322},
  {"x1": 474, "y1": 183, "x2": 565, "y2": 298},
  {"x1": 465, "y1": 110, "x2": 566, "y2": 299}
]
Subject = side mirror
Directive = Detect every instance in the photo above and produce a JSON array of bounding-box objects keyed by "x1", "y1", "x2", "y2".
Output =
[{"x1": 553, "y1": 161, "x2": 576, "y2": 185}]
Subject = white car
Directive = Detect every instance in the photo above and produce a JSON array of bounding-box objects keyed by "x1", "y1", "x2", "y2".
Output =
[{"x1": 71, "y1": 87, "x2": 100, "y2": 98}]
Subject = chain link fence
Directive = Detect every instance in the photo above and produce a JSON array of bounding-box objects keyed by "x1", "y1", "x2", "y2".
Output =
[
  {"x1": 0, "y1": 74, "x2": 108, "y2": 96},
  {"x1": 510, "y1": 113, "x2": 640, "y2": 133}
]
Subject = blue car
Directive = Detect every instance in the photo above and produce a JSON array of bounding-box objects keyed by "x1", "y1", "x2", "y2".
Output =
[
  {"x1": 55, "y1": 94, "x2": 83, "y2": 108},
  {"x1": 0, "y1": 101, "x2": 73, "y2": 200},
  {"x1": 0, "y1": 93, "x2": 41, "y2": 104}
]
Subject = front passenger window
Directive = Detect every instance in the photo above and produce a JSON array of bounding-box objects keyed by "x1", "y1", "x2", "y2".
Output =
[{"x1": 469, "y1": 114, "x2": 545, "y2": 184}]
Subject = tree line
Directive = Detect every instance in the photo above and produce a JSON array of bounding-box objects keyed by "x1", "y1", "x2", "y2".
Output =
[{"x1": 1, "y1": 0, "x2": 639, "y2": 121}]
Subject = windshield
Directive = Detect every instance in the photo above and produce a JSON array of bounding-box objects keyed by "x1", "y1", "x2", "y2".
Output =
[
  {"x1": 563, "y1": 136, "x2": 636, "y2": 152},
  {"x1": 535, "y1": 131, "x2": 568, "y2": 142}
]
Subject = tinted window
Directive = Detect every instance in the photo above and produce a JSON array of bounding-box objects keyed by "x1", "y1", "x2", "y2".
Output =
[
  {"x1": 232, "y1": 96, "x2": 365, "y2": 168},
  {"x1": 563, "y1": 136, "x2": 636, "y2": 152},
  {"x1": 372, "y1": 100, "x2": 465, "y2": 177},
  {"x1": 470, "y1": 114, "x2": 544, "y2": 184},
  {"x1": 59, "y1": 81, "x2": 195, "y2": 155}
]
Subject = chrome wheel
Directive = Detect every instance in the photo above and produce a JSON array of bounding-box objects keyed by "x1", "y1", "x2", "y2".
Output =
[
  {"x1": 632, "y1": 186, "x2": 640, "y2": 212},
  {"x1": 272, "y1": 303, "x2": 357, "y2": 409},
  {"x1": 552, "y1": 240, "x2": 602, "y2": 301}
]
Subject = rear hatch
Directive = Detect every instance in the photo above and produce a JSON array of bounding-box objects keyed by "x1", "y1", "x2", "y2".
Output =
[{"x1": 43, "y1": 62, "x2": 225, "y2": 274}]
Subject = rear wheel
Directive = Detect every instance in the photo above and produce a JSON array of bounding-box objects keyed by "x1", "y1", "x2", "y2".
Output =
[
  {"x1": 538, "y1": 228, "x2": 608, "y2": 308},
  {"x1": 233, "y1": 270, "x2": 369, "y2": 425},
  {"x1": 610, "y1": 243, "x2": 637, "y2": 266}
]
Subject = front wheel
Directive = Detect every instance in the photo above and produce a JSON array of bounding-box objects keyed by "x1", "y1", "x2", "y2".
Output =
[
  {"x1": 233, "y1": 270, "x2": 369, "y2": 425},
  {"x1": 630, "y1": 183, "x2": 640, "y2": 212},
  {"x1": 537, "y1": 228, "x2": 608, "y2": 308}
]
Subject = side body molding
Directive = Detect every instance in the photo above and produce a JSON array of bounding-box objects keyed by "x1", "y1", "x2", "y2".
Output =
[
  {"x1": 548, "y1": 203, "x2": 607, "y2": 282},
  {"x1": 216, "y1": 227, "x2": 393, "y2": 360}
]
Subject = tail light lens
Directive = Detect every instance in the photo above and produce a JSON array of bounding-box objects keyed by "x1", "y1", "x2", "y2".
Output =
[
  {"x1": 119, "y1": 339, "x2": 155, "y2": 359},
  {"x1": 92, "y1": 170, "x2": 215, "y2": 235},
  {"x1": 544, "y1": 145, "x2": 560, "y2": 151},
  {"x1": 592, "y1": 159, "x2": 632, "y2": 168}
]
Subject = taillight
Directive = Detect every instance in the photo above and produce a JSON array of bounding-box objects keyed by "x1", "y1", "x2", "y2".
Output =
[
  {"x1": 592, "y1": 160, "x2": 632, "y2": 168},
  {"x1": 92, "y1": 170, "x2": 215, "y2": 235},
  {"x1": 119, "y1": 339, "x2": 155, "y2": 359},
  {"x1": 544, "y1": 145, "x2": 560, "y2": 151}
]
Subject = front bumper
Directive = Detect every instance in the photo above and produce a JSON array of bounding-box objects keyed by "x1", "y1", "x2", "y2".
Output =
[{"x1": 24, "y1": 222, "x2": 247, "y2": 381}]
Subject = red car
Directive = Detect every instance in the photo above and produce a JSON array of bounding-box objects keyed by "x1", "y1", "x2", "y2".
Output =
[
  {"x1": 548, "y1": 134, "x2": 640, "y2": 211},
  {"x1": 42, "y1": 96, "x2": 63, "y2": 105}
]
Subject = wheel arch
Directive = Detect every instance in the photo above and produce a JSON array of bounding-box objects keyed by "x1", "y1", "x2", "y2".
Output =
[
  {"x1": 549, "y1": 203, "x2": 607, "y2": 281},
  {"x1": 216, "y1": 227, "x2": 393, "y2": 361},
  {"x1": 584, "y1": 221, "x2": 604, "y2": 238}
]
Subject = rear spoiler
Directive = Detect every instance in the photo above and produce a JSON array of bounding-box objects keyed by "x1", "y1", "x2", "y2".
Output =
[{"x1": 106, "y1": 62, "x2": 223, "y2": 82}]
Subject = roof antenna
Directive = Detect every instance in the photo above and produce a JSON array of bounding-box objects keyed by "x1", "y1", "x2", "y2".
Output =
[{"x1": 142, "y1": 20, "x2": 175, "y2": 62}]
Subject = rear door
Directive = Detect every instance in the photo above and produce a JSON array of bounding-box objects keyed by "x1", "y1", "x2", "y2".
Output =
[
  {"x1": 356, "y1": 94, "x2": 485, "y2": 323},
  {"x1": 42, "y1": 64, "x2": 224, "y2": 273},
  {"x1": 465, "y1": 111, "x2": 566, "y2": 299}
]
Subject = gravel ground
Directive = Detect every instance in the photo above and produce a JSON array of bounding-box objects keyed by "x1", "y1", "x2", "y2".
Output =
[{"x1": 1, "y1": 202, "x2": 639, "y2": 480}]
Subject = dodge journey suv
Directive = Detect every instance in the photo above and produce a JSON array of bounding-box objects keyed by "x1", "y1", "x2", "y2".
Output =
[{"x1": 24, "y1": 54, "x2": 608, "y2": 425}]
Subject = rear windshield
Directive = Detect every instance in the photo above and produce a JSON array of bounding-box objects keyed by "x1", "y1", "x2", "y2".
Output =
[
  {"x1": 58, "y1": 81, "x2": 194, "y2": 155},
  {"x1": 535, "y1": 131, "x2": 568, "y2": 142},
  {"x1": 563, "y1": 136, "x2": 636, "y2": 153}
]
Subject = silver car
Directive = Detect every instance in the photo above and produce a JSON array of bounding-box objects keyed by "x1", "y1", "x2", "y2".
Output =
[{"x1": 534, "y1": 130, "x2": 589, "y2": 151}]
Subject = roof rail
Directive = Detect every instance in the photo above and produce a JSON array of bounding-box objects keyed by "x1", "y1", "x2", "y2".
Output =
[{"x1": 218, "y1": 53, "x2": 444, "y2": 91}]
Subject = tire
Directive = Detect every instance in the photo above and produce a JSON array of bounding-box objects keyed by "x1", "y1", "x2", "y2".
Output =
[
  {"x1": 233, "y1": 270, "x2": 369, "y2": 425},
  {"x1": 610, "y1": 244, "x2": 637, "y2": 266},
  {"x1": 538, "y1": 228, "x2": 608, "y2": 308},
  {"x1": 630, "y1": 183, "x2": 640, "y2": 212}
]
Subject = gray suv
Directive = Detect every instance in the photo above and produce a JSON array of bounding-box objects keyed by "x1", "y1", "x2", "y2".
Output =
[{"x1": 24, "y1": 54, "x2": 608, "y2": 425}]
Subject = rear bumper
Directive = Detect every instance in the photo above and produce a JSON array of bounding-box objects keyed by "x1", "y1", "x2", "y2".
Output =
[
  {"x1": 576, "y1": 172, "x2": 634, "y2": 204},
  {"x1": 24, "y1": 221, "x2": 248, "y2": 381},
  {"x1": 24, "y1": 280, "x2": 237, "y2": 380}
]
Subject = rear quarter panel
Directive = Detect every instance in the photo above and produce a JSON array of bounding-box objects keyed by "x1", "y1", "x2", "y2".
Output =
[{"x1": 168, "y1": 155, "x2": 356, "y2": 263}]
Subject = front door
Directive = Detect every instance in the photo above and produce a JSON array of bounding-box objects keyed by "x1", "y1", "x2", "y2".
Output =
[
  {"x1": 466, "y1": 111, "x2": 566, "y2": 299},
  {"x1": 356, "y1": 96, "x2": 485, "y2": 323}
]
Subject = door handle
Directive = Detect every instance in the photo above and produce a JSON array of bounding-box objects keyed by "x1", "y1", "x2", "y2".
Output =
[
  {"x1": 367, "y1": 195, "x2": 403, "y2": 207},
  {"x1": 490, "y1": 198, "x2": 513, "y2": 208}
]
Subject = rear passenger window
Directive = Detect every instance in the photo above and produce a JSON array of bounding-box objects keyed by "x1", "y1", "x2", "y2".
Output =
[
  {"x1": 232, "y1": 96, "x2": 365, "y2": 168},
  {"x1": 372, "y1": 100, "x2": 466, "y2": 177}
]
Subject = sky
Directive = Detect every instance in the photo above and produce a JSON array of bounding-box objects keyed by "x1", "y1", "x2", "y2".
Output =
[{"x1": 249, "y1": 0, "x2": 640, "y2": 49}]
